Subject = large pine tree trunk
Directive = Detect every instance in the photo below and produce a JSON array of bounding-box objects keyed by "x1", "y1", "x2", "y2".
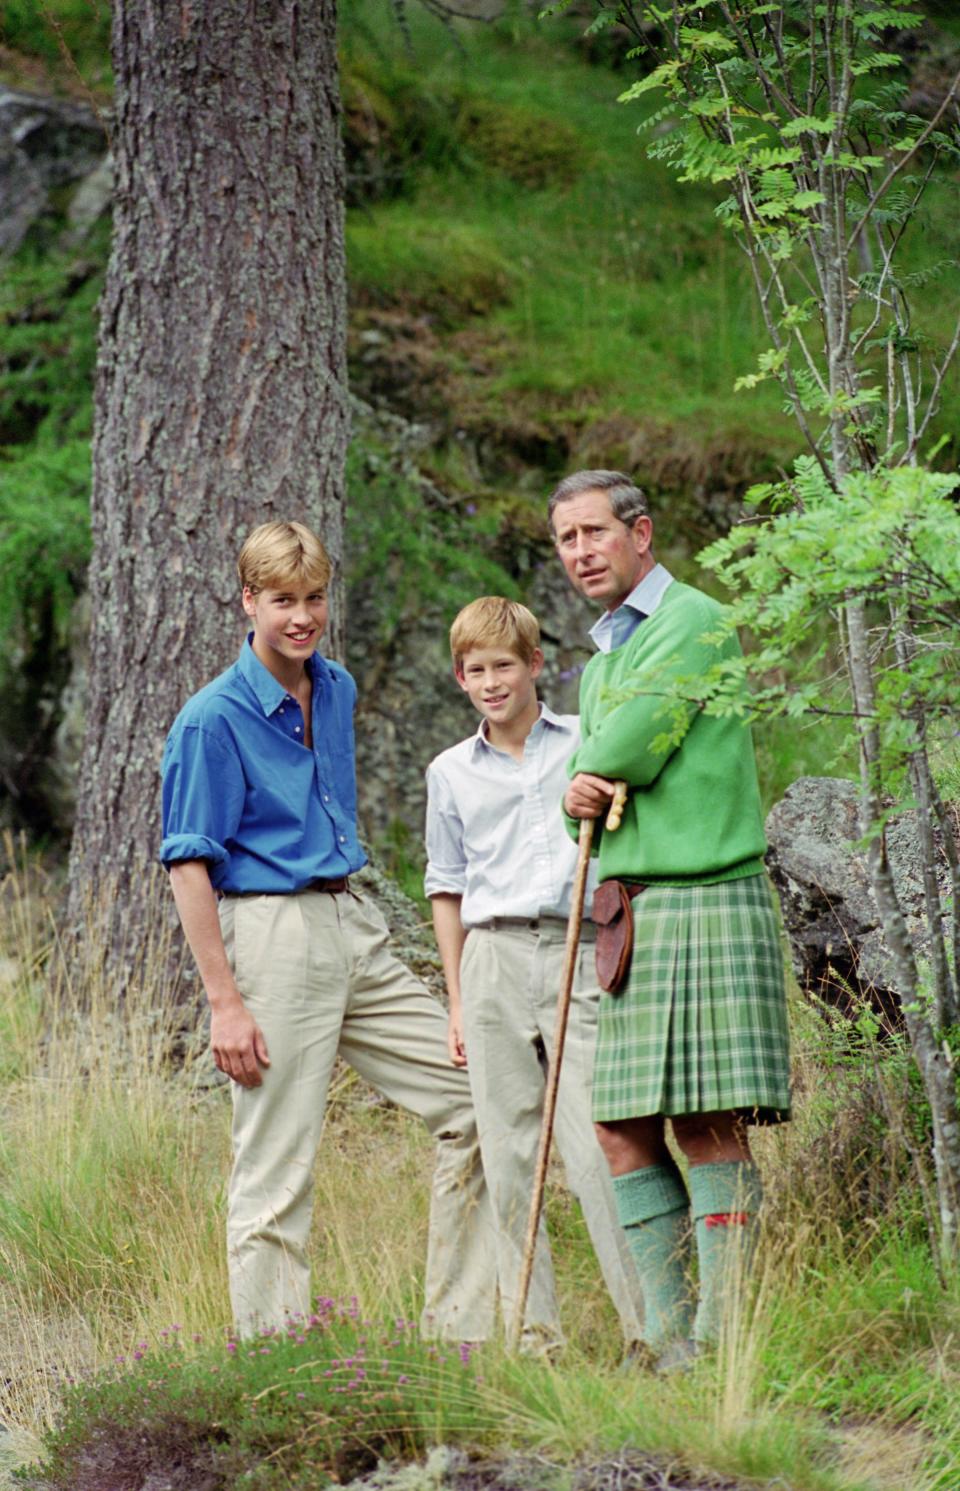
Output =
[{"x1": 67, "y1": 0, "x2": 348, "y2": 954}]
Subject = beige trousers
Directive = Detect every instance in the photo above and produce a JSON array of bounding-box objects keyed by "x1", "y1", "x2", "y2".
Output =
[
  {"x1": 219, "y1": 888, "x2": 496, "y2": 1341},
  {"x1": 460, "y1": 921, "x2": 644, "y2": 1346}
]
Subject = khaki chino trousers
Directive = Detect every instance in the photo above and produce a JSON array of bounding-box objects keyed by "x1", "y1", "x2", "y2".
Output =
[
  {"x1": 459, "y1": 920, "x2": 645, "y2": 1347},
  {"x1": 219, "y1": 888, "x2": 496, "y2": 1340}
]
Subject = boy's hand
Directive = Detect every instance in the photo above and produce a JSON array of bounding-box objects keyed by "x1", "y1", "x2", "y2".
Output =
[
  {"x1": 564, "y1": 772, "x2": 617, "y2": 819},
  {"x1": 448, "y1": 1009, "x2": 467, "y2": 1067},
  {"x1": 211, "y1": 999, "x2": 271, "y2": 1087}
]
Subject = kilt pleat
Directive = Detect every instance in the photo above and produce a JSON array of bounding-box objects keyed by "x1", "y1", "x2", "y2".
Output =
[{"x1": 591, "y1": 874, "x2": 791, "y2": 1125}]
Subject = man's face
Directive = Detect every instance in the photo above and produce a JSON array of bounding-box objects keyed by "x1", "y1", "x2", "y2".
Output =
[{"x1": 552, "y1": 488, "x2": 654, "y2": 610}]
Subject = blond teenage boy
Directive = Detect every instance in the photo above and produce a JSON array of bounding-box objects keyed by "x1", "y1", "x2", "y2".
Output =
[
  {"x1": 160, "y1": 521, "x2": 495, "y2": 1341},
  {"x1": 424, "y1": 597, "x2": 644, "y2": 1353}
]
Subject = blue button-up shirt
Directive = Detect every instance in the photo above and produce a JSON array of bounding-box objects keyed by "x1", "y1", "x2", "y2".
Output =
[
  {"x1": 588, "y1": 563, "x2": 674, "y2": 653},
  {"x1": 160, "y1": 636, "x2": 366, "y2": 894}
]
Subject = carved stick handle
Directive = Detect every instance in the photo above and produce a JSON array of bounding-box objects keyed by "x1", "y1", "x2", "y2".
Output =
[{"x1": 605, "y1": 780, "x2": 628, "y2": 831}]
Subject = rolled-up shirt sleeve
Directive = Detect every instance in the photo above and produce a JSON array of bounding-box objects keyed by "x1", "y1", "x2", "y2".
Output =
[
  {"x1": 160, "y1": 723, "x2": 246, "y2": 883},
  {"x1": 423, "y1": 763, "x2": 467, "y2": 898}
]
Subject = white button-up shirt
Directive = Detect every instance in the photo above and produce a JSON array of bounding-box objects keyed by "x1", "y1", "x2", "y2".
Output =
[
  {"x1": 588, "y1": 563, "x2": 674, "y2": 653},
  {"x1": 424, "y1": 704, "x2": 595, "y2": 927}
]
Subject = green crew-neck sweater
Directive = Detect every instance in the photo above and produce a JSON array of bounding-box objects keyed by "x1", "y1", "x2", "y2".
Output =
[{"x1": 566, "y1": 580, "x2": 766, "y2": 886}]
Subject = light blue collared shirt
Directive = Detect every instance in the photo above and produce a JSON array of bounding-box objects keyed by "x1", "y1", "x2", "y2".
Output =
[
  {"x1": 588, "y1": 563, "x2": 674, "y2": 653},
  {"x1": 160, "y1": 636, "x2": 366, "y2": 893},
  {"x1": 424, "y1": 703, "x2": 596, "y2": 927}
]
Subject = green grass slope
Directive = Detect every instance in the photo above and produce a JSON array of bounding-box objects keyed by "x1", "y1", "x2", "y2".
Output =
[{"x1": 342, "y1": 0, "x2": 800, "y2": 520}]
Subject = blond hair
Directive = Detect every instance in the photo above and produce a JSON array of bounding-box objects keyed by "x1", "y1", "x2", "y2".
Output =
[
  {"x1": 237, "y1": 521, "x2": 332, "y2": 594},
  {"x1": 449, "y1": 597, "x2": 540, "y2": 672}
]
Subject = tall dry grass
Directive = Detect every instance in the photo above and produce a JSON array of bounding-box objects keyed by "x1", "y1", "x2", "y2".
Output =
[{"x1": 0, "y1": 841, "x2": 957, "y2": 1490}]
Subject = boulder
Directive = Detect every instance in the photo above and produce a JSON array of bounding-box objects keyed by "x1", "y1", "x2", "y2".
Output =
[
  {"x1": 0, "y1": 88, "x2": 107, "y2": 254},
  {"x1": 65, "y1": 153, "x2": 114, "y2": 241},
  {"x1": 765, "y1": 775, "x2": 954, "y2": 1027}
]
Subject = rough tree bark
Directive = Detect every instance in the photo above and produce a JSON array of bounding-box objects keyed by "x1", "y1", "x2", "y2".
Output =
[{"x1": 66, "y1": 0, "x2": 349, "y2": 957}]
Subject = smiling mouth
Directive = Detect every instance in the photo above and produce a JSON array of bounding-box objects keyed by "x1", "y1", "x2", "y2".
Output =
[{"x1": 286, "y1": 630, "x2": 314, "y2": 642}]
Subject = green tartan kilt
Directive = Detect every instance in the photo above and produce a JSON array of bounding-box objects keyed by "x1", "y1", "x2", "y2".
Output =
[{"x1": 591, "y1": 873, "x2": 791, "y2": 1125}]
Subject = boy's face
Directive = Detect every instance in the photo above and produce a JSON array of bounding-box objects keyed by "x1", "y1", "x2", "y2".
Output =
[
  {"x1": 456, "y1": 645, "x2": 544, "y2": 730},
  {"x1": 242, "y1": 580, "x2": 328, "y2": 673}
]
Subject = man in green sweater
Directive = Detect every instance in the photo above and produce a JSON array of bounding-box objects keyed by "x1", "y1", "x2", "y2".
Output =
[{"x1": 549, "y1": 469, "x2": 791, "y2": 1370}]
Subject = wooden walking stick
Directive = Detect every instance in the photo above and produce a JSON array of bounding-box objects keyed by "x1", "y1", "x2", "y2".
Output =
[{"x1": 507, "y1": 779, "x2": 628, "y2": 1354}]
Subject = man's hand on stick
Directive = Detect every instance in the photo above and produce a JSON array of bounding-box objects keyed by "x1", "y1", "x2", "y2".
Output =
[{"x1": 564, "y1": 772, "x2": 618, "y2": 819}]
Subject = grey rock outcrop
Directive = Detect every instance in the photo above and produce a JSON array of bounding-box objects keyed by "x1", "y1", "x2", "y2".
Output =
[
  {"x1": 765, "y1": 775, "x2": 954, "y2": 1025},
  {"x1": 65, "y1": 153, "x2": 114, "y2": 241},
  {"x1": 0, "y1": 88, "x2": 107, "y2": 254},
  {"x1": 346, "y1": 396, "x2": 594, "y2": 856}
]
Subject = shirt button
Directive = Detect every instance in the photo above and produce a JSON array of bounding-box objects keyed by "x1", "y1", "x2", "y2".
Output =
[
  {"x1": 295, "y1": 726, "x2": 301, "y2": 734},
  {"x1": 323, "y1": 794, "x2": 330, "y2": 802},
  {"x1": 279, "y1": 707, "x2": 284, "y2": 714},
  {"x1": 339, "y1": 834, "x2": 346, "y2": 843}
]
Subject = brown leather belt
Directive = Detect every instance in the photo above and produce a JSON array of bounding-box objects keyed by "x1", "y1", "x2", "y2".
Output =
[{"x1": 220, "y1": 876, "x2": 352, "y2": 900}]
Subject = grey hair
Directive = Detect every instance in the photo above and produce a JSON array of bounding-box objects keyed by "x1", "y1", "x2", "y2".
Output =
[{"x1": 547, "y1": 469, "x2": 649, "y2": 529}]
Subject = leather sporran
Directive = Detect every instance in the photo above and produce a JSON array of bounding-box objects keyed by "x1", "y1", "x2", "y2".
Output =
[{"x1": 592, "y1": 880, "x2": 643, "y2": 994}]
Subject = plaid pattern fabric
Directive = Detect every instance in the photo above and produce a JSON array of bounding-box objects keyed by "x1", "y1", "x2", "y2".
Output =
[{"x1": 591, "y1": 874, "x2": 791, "y2": 1125}]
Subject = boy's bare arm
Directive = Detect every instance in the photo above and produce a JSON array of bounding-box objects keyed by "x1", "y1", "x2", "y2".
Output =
[
  {"x1": 168, "y1": 861, "x2": 270, "y2": 1089},
  {"x1": 431, "y1": 892, "x2": 468, "y2": 1067}
]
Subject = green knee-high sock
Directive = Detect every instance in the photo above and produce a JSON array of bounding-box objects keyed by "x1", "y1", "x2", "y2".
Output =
[
  {"x1": 613, "y1": 1164, "x2": 693, "y2": 1349},
  {"x1": 688, "y1": 1161, "x2": 763, "y2": 1345}
]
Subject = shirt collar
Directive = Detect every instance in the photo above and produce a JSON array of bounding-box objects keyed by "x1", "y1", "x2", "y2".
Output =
[
  {"x1": 468, "y1": 700, "x2": 572, "y2": 757},
  {"x1": 589, "y1": 564, "x2": 674, "y2": 653},
  {"x1": 238, "y1": 633, "x2": 329, "y2": 717}
]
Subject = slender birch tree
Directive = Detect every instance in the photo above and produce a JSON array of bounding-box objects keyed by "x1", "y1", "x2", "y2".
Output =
[{"x1": 566, "y1": 0, "x2": 960, "y2": 1259}]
